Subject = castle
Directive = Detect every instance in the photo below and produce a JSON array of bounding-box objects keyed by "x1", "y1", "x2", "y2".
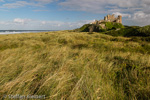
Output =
[{"x1": 91, "y1": 14, "x2": 122, "y2": 25}]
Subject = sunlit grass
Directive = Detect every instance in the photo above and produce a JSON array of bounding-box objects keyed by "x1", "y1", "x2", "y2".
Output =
[{"x1": 0, "y1": 31, "x2": 150, "y2": 100}]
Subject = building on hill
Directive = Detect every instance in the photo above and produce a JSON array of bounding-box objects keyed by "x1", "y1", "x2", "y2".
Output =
[
  {"x1": 89, "y1": 14, "x2": 123, "y2": 31},
  {"x1": 91, "y1": 14, "x2": 122, "y2": 24}
]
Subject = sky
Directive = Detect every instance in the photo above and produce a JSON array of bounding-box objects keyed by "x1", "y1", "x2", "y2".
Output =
[{"x1": 0, "y1": 0, "x2": 150, "y2": 30}]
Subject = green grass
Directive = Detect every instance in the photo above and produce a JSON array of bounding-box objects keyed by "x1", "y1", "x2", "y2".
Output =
[
  {"x1": 77, "y1": 23, "x2": 150, "y2": 38},
  {"x1": 75, "y1": 22, "x2": 124, "y2": 33},
  {"x1": 104, "y1": 26, "x2": 140, "y2": 37},
  {"x1": 105, "y1": 22, "x2": 124, "y2": 30},
  {"x1": 74, "y1": 24, "x2": 92, "y2": 32},
  {"x1": 0, "y1": 31, "x2": 150, "y2": 100},
  {"x1": 137, "y1": 25, "x2": 150, "y2": 36},
  {"x1": 105, "y1": 25, "x2": 150, "y2": 37}
]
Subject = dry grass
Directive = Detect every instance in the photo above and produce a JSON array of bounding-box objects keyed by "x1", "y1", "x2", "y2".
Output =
[{"x1": 0, "y1": 31, "x2": 150, "y2": 100}]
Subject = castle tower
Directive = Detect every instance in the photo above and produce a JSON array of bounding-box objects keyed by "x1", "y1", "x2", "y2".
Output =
[
  {"x1": 104, "y1": 16, "x2": 107, "y2": 21},
  {"x1": 107, "y1": 15, "x2": 111, "y2": 22},
  {"x1": 112, "y1": 14, "x2": 115, "y2": 20},
  {"x1": 118, "y1": 15, "x2": 122, "y2": 24},
  {"x1": 107, "y1": 15, "x2": 110, "y2": 20}
]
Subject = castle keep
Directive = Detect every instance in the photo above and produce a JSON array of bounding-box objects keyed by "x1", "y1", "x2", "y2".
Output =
[
  {"x1": 91, "y1": 14, "x2": 122, "y2": 25},
  {"x1": 104, "y1": 14, "x2": 122, "y2": 23}
]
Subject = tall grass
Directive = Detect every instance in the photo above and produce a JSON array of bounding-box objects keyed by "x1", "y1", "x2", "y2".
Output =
[{"x1": 0, "y1": 31, "x2": 150, "y2": 100}]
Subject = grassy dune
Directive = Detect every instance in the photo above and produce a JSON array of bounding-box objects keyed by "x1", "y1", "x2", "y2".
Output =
[{"x1": 0, "y1": 31, "x2": 150, "y2": 100}]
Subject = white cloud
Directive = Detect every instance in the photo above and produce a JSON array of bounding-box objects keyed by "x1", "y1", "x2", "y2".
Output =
[
  {"x1": 13, "y1": 18, "x2": 32, "y2": 25},
  {"x1": 1, "y1": 0, "x2": 150, "y2": 26},
  {"x1": 0, "y1": 0, "x2": 57, "y2": 9},
  {"x1": 59, "y1": 0, "x2": 150, "y2": 26},
  {"x1": 59, "y1": 0, "x2": 105, "y2": 13},
  {"x1": 59, "y1": 0, "x2": 141, "y2": 13},
  {"x1": 33, "y1": 9, "x2": 49, "y2": 12},
  {"x1": 57, "y1": 0, "x2": 148, "y2": 14},
  {"x1": 33, "y1": 0, "x2": 55, "y2": 3},
  {"x1": 131, "y1": 11, "x2": 150, "y2": 26},
  {"x1": 0, "y1": 1, "x2": 42, "y2": 9},
  {"x1": 133, "y1": 11, "x2": 147, "y2": 19},
  {"x1": 113, "y1": 12, "x2": 131, "y2": 18},
  {"x1": 0, "y1": 18, "x2": 93, "y2": 30},
  {"x1": 0, "y1": 0, "x2": 4, "y2": 2}
]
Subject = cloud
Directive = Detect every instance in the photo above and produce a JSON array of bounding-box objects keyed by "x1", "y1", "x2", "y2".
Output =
[
  {"x1": 59, "y1": 0, "x2": 105, "y2": 13},
  {"x1": 133, "y1": 11, "x2": 147, "y2": 19},
  {"x1": 142, "y1": 0, "x2": 150, "y2": 6},
  {"x1": 0, "y1": 1, "x2": 42, "y2": 9},
  {"x1": 33, "y1": 0, "x2": 55, "y2": 4},
  {"x1": 13, "y1": 18, "x2": 33, "y2": 25},
  {"x1": 113, "y1": 12, "x2": 131, "y2": 18},
  {"x1": 59, "y1": 0, "x2": 141, "y2": 13},
  {"x1": 33, "y1": 9, "x2": 49, "y2": 12},
  {"x1": 1, "y1": 0, "x2": 150, "y2": 26},
  {"x1": 0, "y1": 18, "x2": 92, "y2": 30},
  {"x1": 59, "y1": 0, "x2": 150, "y2": 26},
  {"x1": 130, "y1": 11, "x2": 150, "y2": 26},
  {"x1": 0, "y1": 0, "x2": 57, "y2": 9}
]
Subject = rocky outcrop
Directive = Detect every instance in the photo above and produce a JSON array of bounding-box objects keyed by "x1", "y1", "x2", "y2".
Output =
[{"x1": 88, "y1": 25, "x2": 100, "y2": 32}]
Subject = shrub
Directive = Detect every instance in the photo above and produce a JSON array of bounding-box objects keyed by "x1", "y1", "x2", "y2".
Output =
[
  {"x1": 105, "y1": 26, "x2": 140, "y2": 37},
  {"x1": 137, "y1": 25, "x2": 150, "y2": 36},
  {"x1": 105, "y1": 22, "x2": 124, "y2": 30}
]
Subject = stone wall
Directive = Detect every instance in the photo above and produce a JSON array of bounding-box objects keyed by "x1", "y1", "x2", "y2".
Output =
[
  {"x1": 105, "y1": 14, "x2": 115, "y2": 22},
  {"x1": 104, "y1": 14, "x2": 122, "y2": 24},
  {"x1": 118, "y1": 15, "x2": 122, "y2": 24}
]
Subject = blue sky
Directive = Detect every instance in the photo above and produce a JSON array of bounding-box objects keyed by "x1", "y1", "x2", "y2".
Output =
[{"x1": 0, "y1": 0, "x2": 150, "y2": 30}]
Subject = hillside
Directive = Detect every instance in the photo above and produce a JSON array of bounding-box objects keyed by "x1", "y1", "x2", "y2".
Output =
[
  {"x1": 105, "y1": 25, "x2": 150, "y2": 37},
  {"x1": 0, "y1": 31, "x2": 150, "y2": 100},
  {"x1": 74, "y1": 22, "x2": 124, "y2": 32},
  {"x1": 76, "y1": 22, "x2": 150, "y2": 37}
]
